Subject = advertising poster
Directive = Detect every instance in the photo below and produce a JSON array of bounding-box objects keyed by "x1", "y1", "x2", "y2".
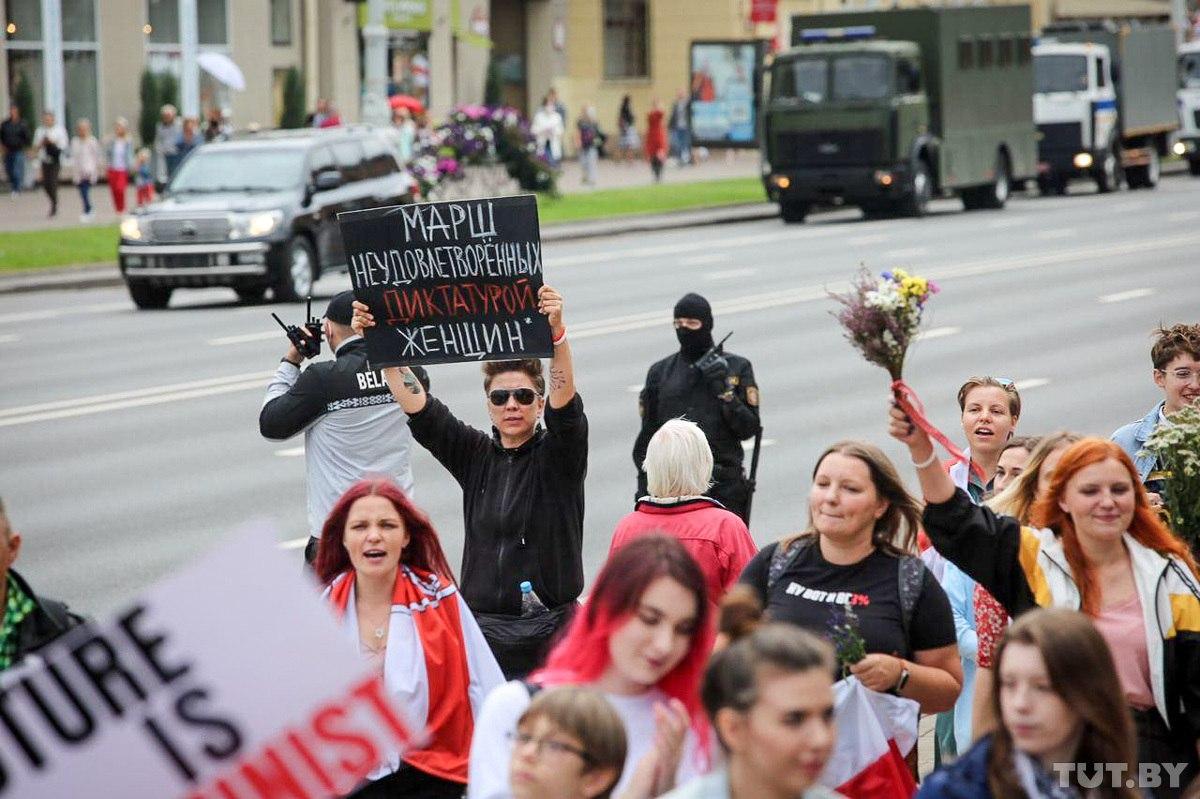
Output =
[{"x1": 689, "y1": 41, "x2": 764, "y2": 147}]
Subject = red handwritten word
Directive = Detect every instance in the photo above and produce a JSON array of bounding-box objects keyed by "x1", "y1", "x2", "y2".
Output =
[
  {"x1": 184, "y1": 675, "x2": 418, "y2": 799},
  {"x1": 848, "y1": 593, "x2": 870, "y2": 607},
  {"x1": 382, "y1": 279, "x2": 537, "y2": 326}
]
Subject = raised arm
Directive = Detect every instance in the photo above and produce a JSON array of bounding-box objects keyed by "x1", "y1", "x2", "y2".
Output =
[
  {"x1": 887, "y1": 403, "x2": 956, "y2": 504},
  {"x1": 351, "y1": 300, "x2": 427, "y2": 415},
  {"x1": 538, "y1": 285, "x2": 576, "y2": 409}
]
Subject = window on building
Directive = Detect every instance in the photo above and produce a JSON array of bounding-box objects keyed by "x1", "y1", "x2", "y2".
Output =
[
  {"x1": 958, "y1": 37, "x2": 974, "y2": 70},
  {"x1": 148, "y1": 0, "x2": 180, "y2": 44},
  {"x1": 63, "y1": 50, "x2": 98, "y2": 130},
  {"x1": 271, "y1": 0, "x2": 293, "y2": 46},
  {"x1": 603, "y1": 0, "x2": 649, "y2": 79},
  {"x1": 978, "y1": 37, "x2": 995, "y2": 68},
  {"x1": 198, "y1": 0, "x2": 228, "y2": 45},
  {"x1": 5, "y1": 0, "x2": 43, "y2": 41},
  {"x1": 62, "y1": 0, "x2": 96, "y2": 42},
  {"x1": 1017, "y1": 36, "x2": 1032, "y2": 65}
]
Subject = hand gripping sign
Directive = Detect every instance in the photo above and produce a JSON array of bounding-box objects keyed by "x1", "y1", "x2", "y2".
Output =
[
  {"x1": 338, "y1": 194, "x2": 553, "y2": 368},
  {"x1": 0, "y1": 527, "x2": 418, "y2": 798}
]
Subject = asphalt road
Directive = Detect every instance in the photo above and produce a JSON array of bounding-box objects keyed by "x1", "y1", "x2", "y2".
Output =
[{"x1": 4, "y1": 178, "x2": 1200, "y2": 614}]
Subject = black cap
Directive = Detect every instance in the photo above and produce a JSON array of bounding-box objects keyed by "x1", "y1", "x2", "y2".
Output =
[
  {"x1": 325, "y1": 291, "x2": 355, "y2": 325},
  {"x1": 673, "y1": 292, "x2": 713, "y2": 330}
]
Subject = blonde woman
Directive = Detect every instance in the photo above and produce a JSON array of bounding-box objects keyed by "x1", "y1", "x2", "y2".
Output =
[{"x1": 69, "y1": 118, "x2": 102, "y2": 222}]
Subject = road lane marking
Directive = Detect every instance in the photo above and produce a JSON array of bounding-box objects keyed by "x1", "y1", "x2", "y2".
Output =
[
  {"x1": 1036, "y1": 229, "x2": 1075, "y2": 240},
  {"x1": 278, "y1": 537, "x2": 310, "y2": 550},
  {"x1": 743, "y1": 438, "x2": 776, "y2": 451},
  {"x1": 1015, "y1": 378, "x2": 1050, "y2": 391},
  {"x1": 1108, "y1": 201, "x2": 1145, "y2": 213},
  {"x1": 987, "y1": 217, "x2": 1026, "y2": 229},
  {"x1": 0, "y1": 334, "x2": 18, "y2": 344},
  {"x1": 1167, "y1": 211, "x2": 1200, "y2": 223},
  {"x1": 626, "y1": 384, "x2": 644, "y2": 393},
  {"x1": 6, "y1": 232, "x2": 1200, "y2": 427},
  {"x1": 275, "y1": 446, "x2": 305, "y2": 457},
  {"x1": 549, "y1": 227, "x2": 842, "y2": 267},
  {"x1": 209, "y1": 331, "x2": 282, "y2": 345},
  {"x1": 705, "y1": 268, "x2": 758, "y2": 281},
  {"x1": 0, "y1": 301, "x2": 130, "y2": 326},
  {"x1": 883, "y1": 247, "x2": 929, "y2": 259},
  {"x1": 915, "y1": 326, "x2": 961, "y2": 341},
  {"x1": 679, "y1": 253, "x2": 733, "y2": 266},
  {"x1": 1098, "y1": 288, "x2": 1155, "y2": 304},
  {"x1": 847, "y1": 233, "x2": 891, "y2": 245}
]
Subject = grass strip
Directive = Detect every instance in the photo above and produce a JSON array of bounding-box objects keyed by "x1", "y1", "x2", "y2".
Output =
[{"x1": 0, "y1": 176, "x2": 765, "y2": 272}]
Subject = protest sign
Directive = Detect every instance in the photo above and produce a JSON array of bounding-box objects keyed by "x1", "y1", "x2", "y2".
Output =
[
  {"x1": 338, "y1": 194, "x2": 553, "y2": 368},
  {"x1": 0, "y1": 527, "x2": 416, "y2": 798}
]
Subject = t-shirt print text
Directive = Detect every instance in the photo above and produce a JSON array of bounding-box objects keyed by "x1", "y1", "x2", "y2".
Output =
[{"x1": 784, "y1": 582, "x2": 870, "y2": 606}]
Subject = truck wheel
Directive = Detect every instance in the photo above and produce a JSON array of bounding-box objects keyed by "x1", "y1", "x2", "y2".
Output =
[
  {"x1": 963, "y1": 154, "x2": 1010, "y2": 210},
  {"x1": 1190, "y1": 157, "x2": 1200, "y2": 177},
  {"x1": 899, "y1": 160, "x2": 932, "y2": 218},
  {"x1": 128, "y1": 283, "x2": 172, "y2": 310},
  {"x1": 273, "y1": 236, "x2": 316, "y2": 302},
  {"x1": 1094, "y1": 147, "x2": 1121, "y2": 193},
  {"x1": 779, "y1": 201, "x2": 809, "y2": 223},
  {"x1": 1127, "y1": 148, "x2": 1159, "y2": 190}
]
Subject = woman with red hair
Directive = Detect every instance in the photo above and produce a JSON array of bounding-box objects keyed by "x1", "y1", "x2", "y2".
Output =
[
  {"x1": 890, "y1": 412, "x2": 1200, "y2": 798},
  {"x1": 468, "y1": 535, "x2": 713, "y2": 799},
  {"x1": 316, "y1": 478, "x2": 504, "y2": 799}
]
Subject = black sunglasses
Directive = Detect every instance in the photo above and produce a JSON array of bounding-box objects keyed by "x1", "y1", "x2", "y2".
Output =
[{"x1": 488, "y1": 388, "x2": 541, "y2": 406}]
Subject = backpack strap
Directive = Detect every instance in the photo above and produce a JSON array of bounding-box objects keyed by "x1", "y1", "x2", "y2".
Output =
[
  {"x1": 897, "y1": 555, "x2": 927, "y2": 656},
  {"x1": 766, "y1": 536, "x2": 816, "y2": 592}
]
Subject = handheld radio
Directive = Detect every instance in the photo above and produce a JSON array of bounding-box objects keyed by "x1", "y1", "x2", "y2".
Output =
[{"x1": 271, "y1": 296, "x2": 323, "y2": 360}]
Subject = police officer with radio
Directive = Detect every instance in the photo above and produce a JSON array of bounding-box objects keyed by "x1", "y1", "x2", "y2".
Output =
[
  {"x1": 633, "y1": 292, "x2": 761, "y2": 521},
  {"x1": 260, "y1": 291, "x2": 429, "y2": 561}
]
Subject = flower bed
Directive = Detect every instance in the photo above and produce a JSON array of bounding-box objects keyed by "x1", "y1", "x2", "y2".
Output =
[{"x1": 408, "y1": 105, "x2": 559, "y2": 199}]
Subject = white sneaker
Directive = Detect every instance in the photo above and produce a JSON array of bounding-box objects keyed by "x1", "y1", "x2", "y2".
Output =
[{"x1": 80, "y1": 212, "x2": 94, "y2": 223}]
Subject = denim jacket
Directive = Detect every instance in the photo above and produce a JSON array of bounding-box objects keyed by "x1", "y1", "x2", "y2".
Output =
[{"x1": 1111, "y1": 401, "x2": 1164, "y2": 482}]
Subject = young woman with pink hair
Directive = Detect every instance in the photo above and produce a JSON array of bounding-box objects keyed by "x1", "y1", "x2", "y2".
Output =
[{"x1": 468, "y1": 535, "x2": 714, "y2": 799}]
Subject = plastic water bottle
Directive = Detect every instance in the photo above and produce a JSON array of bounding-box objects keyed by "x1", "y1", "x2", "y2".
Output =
[{"x1": 520, "y1": 581, "x2": 549, "y2": 617}]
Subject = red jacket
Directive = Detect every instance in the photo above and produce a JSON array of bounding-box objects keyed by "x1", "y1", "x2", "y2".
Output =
[
  {"x1": 644, "y1": 109, "x2": 667, "y2": 159},
  {"x1": 610, "y1": 498, "x2": 759, "y2": 606}
]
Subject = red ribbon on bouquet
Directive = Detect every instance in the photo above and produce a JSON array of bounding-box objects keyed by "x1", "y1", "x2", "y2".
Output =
[{"x1": 891, "y1": 379, "x2": 985, "y2": 482}]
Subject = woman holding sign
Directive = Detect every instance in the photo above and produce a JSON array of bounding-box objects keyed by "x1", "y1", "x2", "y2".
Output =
[
  {"x1": 351, "y1": 284, "x2": 587, "y2": 680},
  {"x1": 315, "y1": 477, "x2": 504, "y2": 798}
]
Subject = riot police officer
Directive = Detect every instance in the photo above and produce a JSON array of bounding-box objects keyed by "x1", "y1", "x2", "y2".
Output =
[{"x1": 633, "y1": 292, "x2": 760, "y2": 521}]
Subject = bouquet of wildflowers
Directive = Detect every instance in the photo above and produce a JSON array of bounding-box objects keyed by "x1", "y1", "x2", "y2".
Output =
[
  {"x1": 1142, "y1": 403, "x2": 1200, "y2": 555},
  {"x1": 827, "y1": 601, "x2": 867, "y2": 679},
  {"x1": 830, "y1": 267, "x2": 939, "y2": 382}
]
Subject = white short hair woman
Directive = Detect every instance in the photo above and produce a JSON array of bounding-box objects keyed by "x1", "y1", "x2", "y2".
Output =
[{"x1": 610, "y1": 418, "x2": 758, "y2": 610}]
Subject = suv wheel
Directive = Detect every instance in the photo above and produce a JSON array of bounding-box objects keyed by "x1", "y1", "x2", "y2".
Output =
[
  {"x1": 779, "y1": 201, "x2": 809, "y2": 223},
  {"x1": 274, "y1": 237, "x2": 315, "y2": 302},
  {"x1": 128, "y1": 283, "x2": 172, "y2": 310}
]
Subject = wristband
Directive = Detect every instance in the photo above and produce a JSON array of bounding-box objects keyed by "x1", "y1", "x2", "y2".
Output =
[
  {"x1": 893, "y1": 661, "x2": 911, "y2": 695},
  {"x1": 281, "y1": 357, "x2": 301, "y2": 368},
  {"x1": 911, "y1": 450, "x2": 938, "y2": 469},
  {"x1": 552, "y1": 326, "x2": 567, "y2": 346}
]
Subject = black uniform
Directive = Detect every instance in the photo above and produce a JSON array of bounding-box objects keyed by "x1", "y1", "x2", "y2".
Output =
[{"x1": 633, "y1": 293, "x2": 760, "y2": 521}]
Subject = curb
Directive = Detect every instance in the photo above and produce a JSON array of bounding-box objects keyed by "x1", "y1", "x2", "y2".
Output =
[
  {"x1": 1, "y1": 160, "x2": 1191, "y2": 295},
  {"x1": 0, "y1": 201, "x2": 779, "y2": 295}
]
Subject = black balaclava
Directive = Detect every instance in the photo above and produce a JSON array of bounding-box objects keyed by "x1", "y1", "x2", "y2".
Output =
[{"x1": 674, "y1": 292, "x2": 715, "y2": 362}]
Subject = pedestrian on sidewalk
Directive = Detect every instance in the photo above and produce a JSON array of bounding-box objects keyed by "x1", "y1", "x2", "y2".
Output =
[
  {"x1": 576, "y1": 105, "x2": 601, "y2": 186},
  {"x1": 104, "y1": 117, "x2": 133, "y2": 215},
  {"x1": 172, "y1": 116, "x2": 201, "y2": 176},
  {"x1": 32, "y1": 110, "x2": 67, "y2": 217},
  {"x1": 645, "y1": 99, "x2": 667, "y2": 182},
  {"x1": 133, "y1": 147, "x2": 155, "y2": 208},
  {"x1": 70, "y1": 118, "x2": 102, "y2": 222},
  {"x1": 617, "y1": 94, "x2": 639, "y2": 163},
  {"x1": 532, "y1": 95, "x2": 565, "y2": 168},
  {"x1": 668, "y1": 90, "x2": 692, "y2": 166},
  {"x1": 2, "y1": 103, "x2": 32, "y2": 195},
  {"x1": 153, "y1": 104, "x2": 181, "y2": 190}
]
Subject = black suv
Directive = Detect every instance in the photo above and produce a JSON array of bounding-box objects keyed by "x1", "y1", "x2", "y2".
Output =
[{"x1": 118, "y1": 127, "x2": 415, "y2": 309}]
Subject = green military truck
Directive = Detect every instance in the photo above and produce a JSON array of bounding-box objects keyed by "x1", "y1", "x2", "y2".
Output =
[{"x1": 761, "y1": 5, "x2": 1038, "y2": 222}]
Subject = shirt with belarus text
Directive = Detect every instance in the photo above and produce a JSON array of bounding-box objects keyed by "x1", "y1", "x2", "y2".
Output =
[{"x1": 739, "y1": 541, "x2": 956, "y2": 660}]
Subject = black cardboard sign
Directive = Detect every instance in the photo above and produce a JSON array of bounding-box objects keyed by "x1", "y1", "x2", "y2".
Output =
[{"x1": 337, "y1": 194, "x2": 551, "y2": 367}]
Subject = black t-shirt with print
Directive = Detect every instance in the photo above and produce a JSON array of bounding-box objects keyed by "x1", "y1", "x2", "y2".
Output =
[{"x1": 739, "y1": 541, "x2": 956, "y2": 659}]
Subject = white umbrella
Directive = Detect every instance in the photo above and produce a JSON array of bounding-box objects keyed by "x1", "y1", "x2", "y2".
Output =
[{"x1": 196, "y1": 52, "x2": 245, "y2": 91}]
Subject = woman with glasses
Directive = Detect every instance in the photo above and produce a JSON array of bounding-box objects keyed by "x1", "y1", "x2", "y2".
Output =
[
  {"x1": 469, "y1": 534, "x2": 713, "y2": 799},
  {"x1": 508, "y1": 686, "x2": 627, "y2": 799},
  {"x1": 351, "y1": 285, "x2": 586, "y2": 679}
]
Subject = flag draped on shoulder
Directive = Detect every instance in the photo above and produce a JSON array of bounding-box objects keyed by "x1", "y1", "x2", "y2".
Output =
[{"x1": 821, "y1": 676, "x2": 919, "y2": 799}]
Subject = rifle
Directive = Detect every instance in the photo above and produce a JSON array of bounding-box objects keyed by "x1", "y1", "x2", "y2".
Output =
[{"x1": 744, "y1": 426, "x2": 763, "y2": 525}]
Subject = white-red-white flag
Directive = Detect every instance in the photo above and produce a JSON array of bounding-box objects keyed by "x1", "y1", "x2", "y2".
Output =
[{"x1": 820, "y1": 676, "x2": 919, "y2": 799}]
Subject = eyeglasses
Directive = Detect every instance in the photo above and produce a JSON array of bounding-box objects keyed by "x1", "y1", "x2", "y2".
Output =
[
  {"x1": 673, "y1": 318, "x2": 703, "y2": 330},
  {"x1": 488, "y1": 388, "x2": 541, "y2": 406},
  {"x1": 1157, "y1": 368, "x2": 1200, "y2": 384},
  {"x1": 506, "y1": 730, "x2": 594, "y2": 764}
]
